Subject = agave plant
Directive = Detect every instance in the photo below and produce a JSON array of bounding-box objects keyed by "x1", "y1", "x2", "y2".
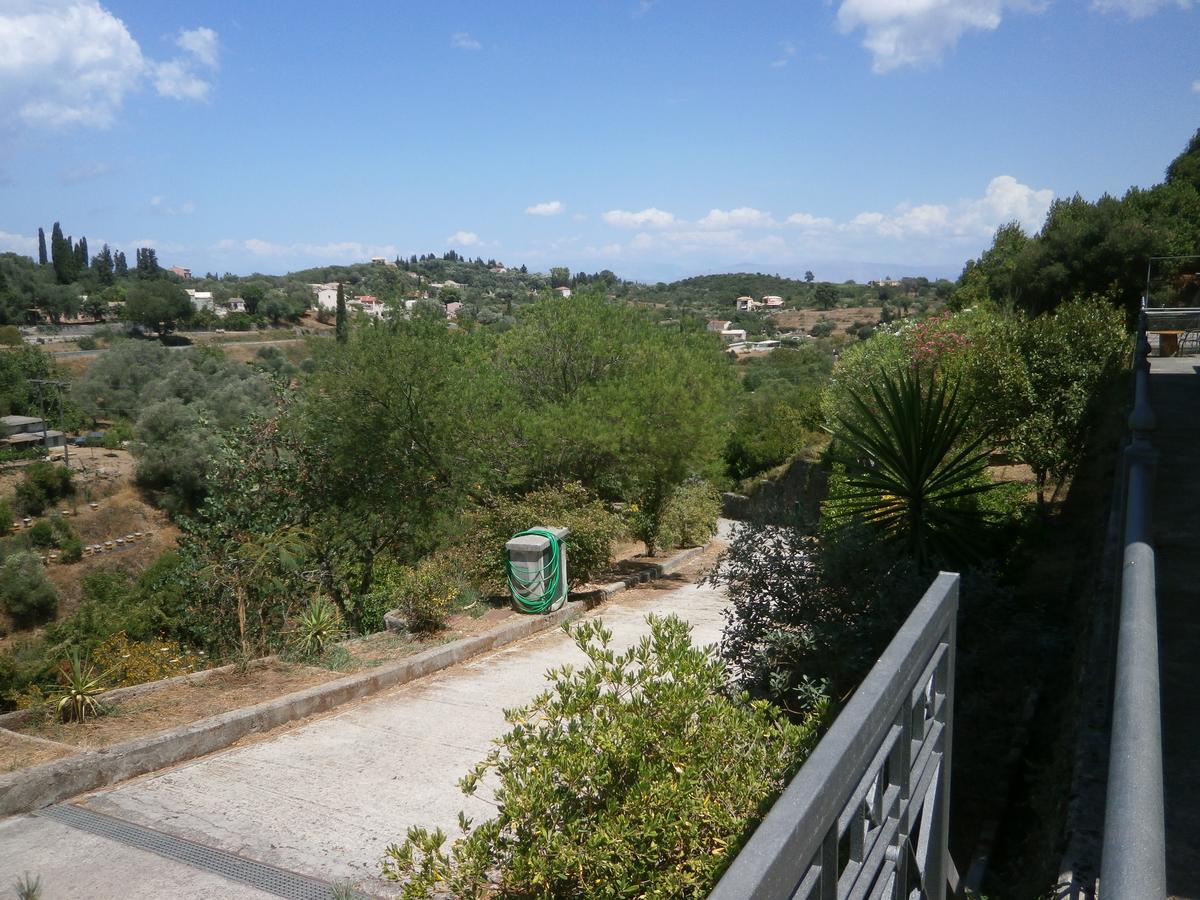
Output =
[
  {"x1": 53, "y1": 650, "x2": 113, "y2": 724},
  {"x1": 832, "y1": 366, "x2": 998, "y2": 567},
  {"x1": 291, "y1": 596, "x2": 344, "y2": 659}
]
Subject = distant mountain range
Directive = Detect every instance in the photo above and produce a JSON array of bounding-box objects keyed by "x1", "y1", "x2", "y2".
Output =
[{"x1": 602, "y1": 259, "x2": 963, "y2": 285}]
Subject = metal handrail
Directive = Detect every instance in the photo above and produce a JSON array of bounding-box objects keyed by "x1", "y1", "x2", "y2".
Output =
[
  {"x1": 711, "y1": 572, "x2": 959, "y2": 900},
  {"x1": 1098, "y1": 306, "x2": 1165, "y2": 898}
]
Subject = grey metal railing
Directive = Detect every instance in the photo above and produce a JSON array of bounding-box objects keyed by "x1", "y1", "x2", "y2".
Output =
[
  {"x1": 711, "y1": 571, "x2": 959, "y2": 900},
  {"x1": 1099, "y1": 307, "x2": 1165, "y2": 898}
]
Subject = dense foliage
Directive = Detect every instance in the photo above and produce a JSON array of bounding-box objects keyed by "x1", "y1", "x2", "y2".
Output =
[{"x1": 382, "y1": 615, "x2": 824, "y2": 898}]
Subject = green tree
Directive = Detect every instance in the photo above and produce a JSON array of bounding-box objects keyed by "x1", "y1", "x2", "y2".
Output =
[
  {"x1": 814, "y1": 283, "x2": 838, "y2": 310},
  {"x1": 335, "y1": 283, "x2": 347, "y2": 343},
  {"x1": 114, "y1": 250, "x2": 128, "y2": 277},
  {"x1": 124, "y1": 281, "x2": 192, "y2": 336},
  {"x1": 804, "y1": 270, "x2": 814, "y2": 283},
  {"x1": 0, "y1": 552, "x2": 59, "y2": 628},
  {"x1": 91, "y1": 244, "x2": 115, "y2": 286},
  {"x1": 37, "y1": 228, "x2": 47, "y2": 266}
]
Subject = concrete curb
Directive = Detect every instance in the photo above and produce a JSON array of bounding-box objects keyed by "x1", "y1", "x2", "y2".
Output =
[
  {"x1": 0, "y1": 541, "x2": 709, "y2": 817},
  {"x1": 0, "y1": 602, "x2": 585, "y2": 817},
  {"x1": 581, "y1": 544, "x2": 708, "y2": 601}
]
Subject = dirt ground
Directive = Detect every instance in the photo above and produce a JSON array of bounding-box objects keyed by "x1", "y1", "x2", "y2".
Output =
[
  {"x1": 771, "y1": 305, "x2": 883, "y2": 332},
  {"x1": 0, "y1": 728, "x2": 71, "y2": 773},
  {"x1": 14, "y1": 662, "x2": 339, "y2": 750}
]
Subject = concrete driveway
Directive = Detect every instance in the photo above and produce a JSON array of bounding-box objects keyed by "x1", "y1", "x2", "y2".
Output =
[{"x1": 0, "y1": 576, "x2": 729, "y2": 898}]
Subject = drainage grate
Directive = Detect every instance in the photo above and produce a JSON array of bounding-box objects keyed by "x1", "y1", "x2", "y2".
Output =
[{"x1": 36, "y1": 804, "x2": 353, "y2": 899}]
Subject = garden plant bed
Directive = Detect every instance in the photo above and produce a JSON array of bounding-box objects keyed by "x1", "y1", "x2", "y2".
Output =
[
  {"x1": 11, "y1": 661, "x2": 338, "y2": 750},
  {"x1": 0, "y1": 728, "x2": 70, "y2": 773}
]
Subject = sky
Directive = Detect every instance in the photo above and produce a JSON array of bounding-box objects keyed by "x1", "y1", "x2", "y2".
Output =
[{"x1": 0, "y1": 0, "x2": 1198, "y2": 283}]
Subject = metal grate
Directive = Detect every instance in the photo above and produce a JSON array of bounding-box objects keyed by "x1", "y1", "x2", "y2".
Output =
[{"x1": 36, "y1": 804, "x2": 356, "y2": 899}]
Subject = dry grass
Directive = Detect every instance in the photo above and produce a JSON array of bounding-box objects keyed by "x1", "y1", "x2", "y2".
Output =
[
  {"x1": 771, "y1": 305, "x2": 883, "y2": 332},
  {"x1": 16, "y1": 662, "x2": 337, "y2": 750},
  {"x1": 0, "y1": 728, "x2": 72, "y2": 772}
]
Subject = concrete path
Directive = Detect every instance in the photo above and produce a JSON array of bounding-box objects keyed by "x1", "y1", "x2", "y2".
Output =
[
  {"x1": 0, "y1": 577, "x2": 729, "y2": 898},
  {"x1": 1148, "y1": 357, "x2": 1200, "y2": 898}
]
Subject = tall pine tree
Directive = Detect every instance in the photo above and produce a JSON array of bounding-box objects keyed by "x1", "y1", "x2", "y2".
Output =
[
  {"x1": 37, "y1": 228, "x2": 47, "y2": 266},
  {"x1": 92, "y1": 244, "x2": 114, "y2": 285},
  {"x1": 114, "y1": 250, "x2": 128, "y2": 276},
  {"x1": 76, "y1": 236, "x2": 89, "y2": 270}
]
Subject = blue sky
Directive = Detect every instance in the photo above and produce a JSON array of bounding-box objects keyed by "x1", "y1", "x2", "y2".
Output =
[{"x1": 1, "y1": 0, "x2": 1197, "y2": 282}]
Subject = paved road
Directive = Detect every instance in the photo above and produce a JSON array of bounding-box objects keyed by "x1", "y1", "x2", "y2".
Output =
[{"x1": 0, "y1": 577, "x2": 729, "y2": 898}]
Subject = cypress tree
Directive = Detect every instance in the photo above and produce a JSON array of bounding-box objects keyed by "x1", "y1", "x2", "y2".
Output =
[
  {"x1": 114, "y1": 250, "x2": 128, "y2": 276},
  {"x1": 335, "y1": 283, "x2": 347, "y2": 343},
  {"x1": 76, "y1": 236, "x2": 89, "y2": 271},
  {"x1": 92, "y1": 244, "x2": 114, "y2": 285},
  {"x1": 51, "y1": 222, "x2": 70, "y2": 284},
  {"x1": 37, "y1": 228, "x2": 47, "y2": 266}
]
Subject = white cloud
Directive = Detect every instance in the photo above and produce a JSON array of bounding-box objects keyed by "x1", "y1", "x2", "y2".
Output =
[
  {"x1": 771, "y1": 40, "x2": 798, "y2": 68},
  {"x1": 447, "y1": 230, "x2": 480, "y2": 247},
  {"x1": 526, "y1": 200, "x2": 565, "y2": 216},
  {"x1": 0, "y1": 2, "x2": 218, "y2": 129},
  {"x1": 451, "y1": 32, "x2": 481, "y2": 50},
  {"x1": 152, "y1": 59, "x2": 210, "y2": 101},
  {"x1": 602, "y1": 207, "x2": 678, "y2": 229},
  {"x1": 960, "y1": 174, "x2": 1054, "y2": 235},
  {"x1": 0, "y1": 0, "x2": 145, "y2": 127},
  {"x1": 786, "y1": 212, "x2": 836, "y2": 230},
  {"x1": 150, "y1": 195, "x2": 195, "y2": 215},
  {"x1": 177, "y1": 26, "x2": 218, "y2": 67},
  {"x1": 1091, "y1": 0, "x2": 1190, "y2": 17},
  {"x1": 60, "y1": 161, "x2": 112, "y2": 184},
  {"x1": 697, "y1": 207, "x2": 779, "y2": 229},
  {"x1": 239, "y1": 238, "x2": 399, "y2": 260},
  {"x1": 836, "y1": 0, "x2": 1038, "y2": 73},
  {"x1": 0, "y1": 230, "x2": 37, "y2": 255}
]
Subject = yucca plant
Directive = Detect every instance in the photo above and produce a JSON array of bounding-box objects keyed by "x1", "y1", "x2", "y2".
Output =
[
  {"x1": 53, "y1": 650, "x2": 113, "y2": 723},
  {"x1": 13, "y1": 872, "x2": 43, "y2": 900},
  {"x1": 832, "y1": 366, "x2": 998, "y2": 567},
  {"x1": 291, "y1": 596, "x2": 344, "y2": 659}
]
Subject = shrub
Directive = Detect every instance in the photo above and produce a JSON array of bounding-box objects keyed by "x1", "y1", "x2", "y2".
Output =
[
  {"x1": 651, "y1": 479, "x2": 721, "y2": 551},
  {"x1": 290, "y1": 596, "x2": 344, "y2": 658},
  {"x1": 449, "y1": 483, "x2": 626, "y2": 598},
  {"x1": 381, "y1": 615, "x2": 825, "y2": 898},
  {"x1": 709, "y1": 522, "x2": 926, "y2": 713},
  {"x1": 77, "y1": 336, "x2": 98, "y2": 351},
  {"x1": 13, "y1": 463, "x2": 74, "y2": 517},
  {"x1": 58, "y1": 538, "x2": 84, "y2": 563},
  {"x1": 0, "y1": 552, "x2": 58, "y2": 628},
  {"x1": 373, "y1": 555, "x2": 461, "y2": 633},
  {"x1": 0, "y1": 325, "x2": 22, "y2": 347},
  {"x1": 52, "y1": 649, "x2": 110, "y2": 723},
  {"x1": 27, "y1": 520, "x2": 55, "y2": 549},
  {"x1": 91, "y1": 632, "x2": 204, "y2": 688}
]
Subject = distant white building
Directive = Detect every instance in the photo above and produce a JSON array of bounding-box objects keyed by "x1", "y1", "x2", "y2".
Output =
[
  {"x1": 761, "y1": 295, "x2": 785, "y2": 308},
  {"x1": 309, "y1": 283, "x2": 340, "y2": 311},
  {"x1": 186, "y1": 289, "x2": 214, "y2": 311},
  {"x1": 226, "y1": 297, "x2": 246, "y2": 313},
  {"x1": 736, "y1": 296, "x2": 757, "y2": 311},
  {"x1": 553, "y1": 286, "x2": 572, "y2": 298},
  {"x1": 351, "y1": 295, "x2": 386, "y2": 319},
  {"x1": 720, "y1": 328, "x2": 748, "y2": 343},
  {"x1": 707, "y1": 320, "x2": 733, "y2": 333}
]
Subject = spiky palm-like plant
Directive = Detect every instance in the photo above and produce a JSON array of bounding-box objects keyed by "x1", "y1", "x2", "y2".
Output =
[
  {"x1": 833, "y1": 366, "x2": 998, "y2": 567},
  {"x1": 291, "y1": 596, "x2": 343, "y2": 659},
  {"x1": 53, "y1": 650, "x2": 113, "y2": 723}
]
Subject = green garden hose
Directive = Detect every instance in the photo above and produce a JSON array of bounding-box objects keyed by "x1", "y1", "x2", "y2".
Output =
[{"x1": 506, "y1": 528, "x2": 563, "y2": 614}]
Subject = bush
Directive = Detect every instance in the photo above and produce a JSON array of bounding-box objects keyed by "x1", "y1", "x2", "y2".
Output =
[
  {"x1": 58, "y1": 538, "x2": 84, "y2": 562},
  {"x1": 651, "y1": 480, "x2": 721, "y2": 551},
  {"x1": 449, "y1": 483, "x2": 626, "y2": 598},
  {"x1": 13, "y1": 463, "x2": 74, "y2": 517},
  {"x1": 0, "y1": 552, "x2": 59, "y2": 628},
  {"x1": 0, "y1": 325, "x2": 22, "y2": 346},
  {"x1": 381, "y1": 614, "x2": 825, "y2": 899},
  {"x1": 77, "y1": 336, "x2": 97, "y2": 351},
  {"x1": 373, "y1": 555, "x2": 461, "y2": 633},
  {"x1": 91, "y1": 632, "x2": 204, "y2": 688},
  {"x1": 27, "y1": 520, "x2": 55, "y2": 549},
  {"x1": 708, "y1": 522, "x2": 926, "y2": 713}
]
